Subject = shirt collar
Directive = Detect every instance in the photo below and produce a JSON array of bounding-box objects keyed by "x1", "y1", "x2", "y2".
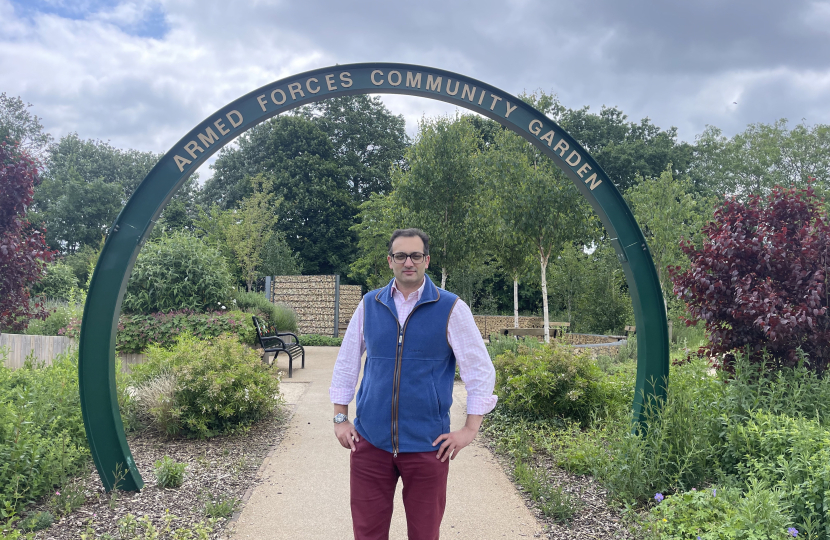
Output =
[{"x1": 391, "y1": 277, "x2": 426, "y2": 301}]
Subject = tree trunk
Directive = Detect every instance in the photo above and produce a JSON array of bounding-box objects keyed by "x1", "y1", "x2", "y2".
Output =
[
  {"x1": 513, "y1": 277, "x2": 519, "y2": 328},
  {"x1": 441, "y1": 268, "x2": 447, "y2": 289},
  {"x1": 540, "y1": 249, "x2": 550, "y2": 343}
]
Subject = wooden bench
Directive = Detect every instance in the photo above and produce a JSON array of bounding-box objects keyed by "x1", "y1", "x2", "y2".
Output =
[
  {"x1": 252, "y1": 316, "x2": 305, "y2": 378},
  {"x1": 625, "y1": 325, "x2": 636, "y2": 335},
  {"x1": 499, "y1": 322, "x2": 570, "y2": 340}
]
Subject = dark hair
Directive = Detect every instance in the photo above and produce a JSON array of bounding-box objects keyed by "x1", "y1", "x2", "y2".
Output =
[{"x1": 388, "y1": 228, "x2": 430, "y2": 255}]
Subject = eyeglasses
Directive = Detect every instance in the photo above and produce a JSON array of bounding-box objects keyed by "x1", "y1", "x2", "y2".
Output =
[{"x1": 390, "y1": 252, "x2": 426, "y2": 264}]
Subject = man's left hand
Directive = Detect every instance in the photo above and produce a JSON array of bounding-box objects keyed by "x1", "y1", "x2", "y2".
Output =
[{"x1": 432, "y1": 426, "x2": 478, "y2": 462}]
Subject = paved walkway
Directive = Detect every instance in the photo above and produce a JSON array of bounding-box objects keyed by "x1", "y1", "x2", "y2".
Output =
[{"x1": 230, "y1": 346, "x2": 541, "y2": 539}]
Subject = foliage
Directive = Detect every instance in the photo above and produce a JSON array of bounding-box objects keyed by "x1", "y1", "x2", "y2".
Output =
[
  {"x1": 202, "y1": 115, "x2": 358, "y2": 276},
  {"x1": 486, "y1": 334, "x2": 547, "y2": 361},
  {"x1": 394, "y1": 114, "x2": 484, "y2": 288},
  {"x1": 165, "y1": 334, "x2": 280, "y2": 438},
  {"x1": 646, "y1": 482, "x2": 792, "y2": 540},
  {"x1": 671, "y1": 183, "x2": 830, "y2": 372},
  {"x1": 153, "y1": 456, "x2": 186, "y2": 489},
  {"x1": 48, "y1": 481, "x2": 87, "y2": 517},
  {"x1": 626, "y1": 168, "x2": 714, "y2": 299},
  {"x1": 571, "y1": 242, "x2": 634, "y2": 334},
  {"x1": 220, "y1": 175, "x2": 279, "y2": 291},
  {"x1": 30, "y1": 262, "x2": 78, "y2": 301},
  {"x1": 298, "y1": 334, "x2": 343, "y2": 346},
  {"x1": 300, "y1": 95, "x2": 409, "y2": 201},
  {"x1": 0, "y1": 93, "x2": 51, "y2": 158},
  {"x1": 484, "y1": 112, "x2": 593, "y2": 341},
  {"x1": 0, "y1": 352, "x2": 91, "y2": 513},
  {"x1": 232, "y1": 290, "x2": 298, "y2": 333},
  {"x1": 17, "y1": 511, "x2": 53, "y2": 532},
  {"x1": 493, "y1": 343, "x2": 621, "y2": 426},
  {"x1": 202, "y1": 493, "x2": 239, "y2": 519},
  {"x1": 0, "y1": 141, "x2": 53, "y2": 332},
  {"x1": 123, "y1": 232, "x2": 234, "y2": 314},
  {"x1": 597, "y1": 359, "x2": 723, "y2": 504},
  {"x1": 690, "y1": 120, "x2": 830, "y2": 199},
  {"x1": 24, "y1": 299, "x2": 81, "y2": 336},
  {"x1": 259, "y1": 230, "x2": 303, "y2": 278},
  {"x1": 115, "y1": 512, "x2": 215, "y2": 540},
  {"x1": 130, "y1": 372, "x2": 177, "y2": 434},
  {"x1": 549, "y1": 96, "x2": 694, "y2": 193},
  {"x1": 349, "y1": 192, "x2": 400, "y2": 289},
  {"x1": 513, "y1": 458, "x2": 581, "y2": 524}
]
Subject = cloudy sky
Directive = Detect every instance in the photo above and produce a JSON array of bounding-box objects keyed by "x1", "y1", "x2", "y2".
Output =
[{"x1": 2, "y1": 0, "x2": 829, "y2": 182}]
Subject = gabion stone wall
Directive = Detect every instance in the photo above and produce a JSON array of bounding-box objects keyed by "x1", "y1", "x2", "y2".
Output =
[
  {"x1": 270, "y1": 275, "x2": 362, "y2": 336},
  {"x1": 472, "y1": 315, "x2": 545, "y2": 338},
  {"x1": 339, "y1": 285, "x2": 363, "y2": 335}
]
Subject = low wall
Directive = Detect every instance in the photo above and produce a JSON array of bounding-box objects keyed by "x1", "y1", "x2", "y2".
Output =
[{"x1": 473, "y1": 315, "x2": 544, "y2": 338}]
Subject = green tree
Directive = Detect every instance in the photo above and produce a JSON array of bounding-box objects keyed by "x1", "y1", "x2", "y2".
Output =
[
  {"x1": 202, "y1": 96, "x2": 409, "y2": 210},
  {"x1": 31, "y1": 261, "x2": 78, "y2": 301},
  {"x1": 481, "y1": 130, "x2": 535, "y2": 327},
  {"x1": 486, "y1": 123, "x2": 592, "y2": 342},
  {"x1": 223, "y1": 175, "x2": 279, "y2": 292},
  {"x1": 302, "y1": 95, "x2": 409, "y2": 200},
  {"x1": 548, "y1": 243, "x2": 585, "y2": 326},
  {"x1": 394, "y1": 115, "x2": 483, "y2": 288},
  {"x1": 349, "y1": 192, "x2": 403, "y2": 289},
  {"x1": 573, "y1": 241, "x2": 632, "y2": 334},
  {"x1": 690, "y1": 120, "x2": 830, "y2": 199},
  {"x1": 520, "y1": 90, "x2": 693, "y2": 192},
  {"x1": 202, "y1": 116, "x2": 358, "y2": 276},
  {"x1": 260, "y1": 232, "x2": 303, "y2": 277},
  {"x1": 0, "y1": 93, "x2": 52, "y2": 158},
  {"x1": 626, "y1": 168, "x2": 713, "y2": 302},
  {"x1": 32, "y1": 133, "x2": 188, "y2": 254}
]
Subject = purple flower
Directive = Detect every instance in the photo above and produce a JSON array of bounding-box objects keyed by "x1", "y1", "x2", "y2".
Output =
[
  {"x1": 712, "y1": 488, "x2": 717, "y2": 497},
  {"x1": 788, "y1": 528, "x2": 798, "y2": 537},
  {"x1": 654, "y1": 493, "x2": 664, "y2": 503}
]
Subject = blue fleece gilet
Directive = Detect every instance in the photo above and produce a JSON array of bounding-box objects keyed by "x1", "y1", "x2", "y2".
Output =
[{"x1": 354, "y1": 275, "x2": 459, "y2": 454}]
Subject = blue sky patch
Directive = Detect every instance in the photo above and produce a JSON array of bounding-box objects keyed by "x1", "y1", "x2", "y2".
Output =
[{"x1": 11, "y1": 0, "x2": 170, "y2": 39}]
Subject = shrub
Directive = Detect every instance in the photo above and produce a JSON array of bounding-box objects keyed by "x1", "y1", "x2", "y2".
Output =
[
  {"x1": 31, "y1": 262, "x2": 78, "y2": 301},
  {"x1": 131, "y1": 372, "x2": 178, "y2": 435},
  {"x1": 24, "y1": 303, "x2": 75, "y2": 336},
  {"x1": 63, "y1": 310, "x2": 257, "y2": 353},
  {"x1": 597, "y1": 359, "x2": 723, "y2": 503},
  {"x1": 720, "y1": 410, "x2": 830, "y2": 536},
  {"x1": 233, "y1": 290, "x2": 298, "y2": 332},
  {"x1": 203, "y1": 493, "x2": 239, "y2": 518},
  {"x1": 671, "y1": 182, "x2": 830, "y2": 373},
  {"x1": 647, "y1": 481, "x2": 792, "y2": 539},
  {"x1": 47, "y1": 481, "x2": 86, "y2": 517},
  {"x1": 17, "y1": 511, "x2": 53, "y2": 532},
  {"x1": 486, "y1": 334, "x2": 545, "y2": 361},
  {"x1": 299, "y1": 334, "x2": 343, "y2": 346},
  {"x1": 0, "y1": 353, "x2": 90, "y2": 513},
  {"x1": 123, "y1": 232, "x2": 234, "y2": 314},
  {"x1": 167, "y1": 334, "x2": 280, "y2": 438},
  {"x1": 493, "y1": 343, "x2": 617, "y2": 426},
  {"x1": 153, "y1": 456, "x2": 186, "y2": 488}
]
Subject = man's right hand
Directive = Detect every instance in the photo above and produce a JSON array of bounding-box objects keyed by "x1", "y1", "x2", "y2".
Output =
[{"x1": 335, "y1": 421, "x2": 360, "y2": 451}]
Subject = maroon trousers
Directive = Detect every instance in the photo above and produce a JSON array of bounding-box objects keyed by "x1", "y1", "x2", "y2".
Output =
[{"x1": 350, "y1": 437, "x2": 449, "y2": 540}]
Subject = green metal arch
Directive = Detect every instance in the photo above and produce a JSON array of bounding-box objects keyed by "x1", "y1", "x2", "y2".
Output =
[{"x1": 79, "y1": 63, "x2": 669, "y2": 491}]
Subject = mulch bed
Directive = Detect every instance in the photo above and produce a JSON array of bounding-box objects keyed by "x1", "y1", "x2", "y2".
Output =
[
  {"x1": 477, "y1": 437, "x2": 636, "y2": 540},
  {"x1": 26, "y1": 407, "x2": 290, "y2": 539}
]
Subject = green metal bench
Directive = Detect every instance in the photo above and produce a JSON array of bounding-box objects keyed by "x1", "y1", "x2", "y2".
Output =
[{"x1": 252, "y1": 315, "x2": 305, "y2": 378}]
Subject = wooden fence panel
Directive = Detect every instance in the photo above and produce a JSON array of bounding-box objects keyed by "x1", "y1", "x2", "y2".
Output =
[
  {"x1": 1, "y1": 334, "x2": 145, "y2": 373},
  {"x1": 0, "y1": 333, "x2": 74, "y2": 369}
]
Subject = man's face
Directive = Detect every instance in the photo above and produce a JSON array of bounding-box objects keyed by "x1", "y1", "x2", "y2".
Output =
[{"x1": 387, "y1": 235, "x2": 430, "y2": 290}]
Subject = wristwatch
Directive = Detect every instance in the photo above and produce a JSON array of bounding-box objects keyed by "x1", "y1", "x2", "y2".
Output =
[{"x1": 333, "y1": 413, "x2": 348, "y2": 424}]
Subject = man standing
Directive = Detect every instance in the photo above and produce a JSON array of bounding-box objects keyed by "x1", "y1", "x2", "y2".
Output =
[{"x1": 330, "y1": 228, "x2": 497, "y2": 540}]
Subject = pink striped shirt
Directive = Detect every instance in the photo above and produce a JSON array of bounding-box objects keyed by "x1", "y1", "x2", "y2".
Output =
[{"x1": 329, "y1": 279, "x2": 498, "y2": 416}]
